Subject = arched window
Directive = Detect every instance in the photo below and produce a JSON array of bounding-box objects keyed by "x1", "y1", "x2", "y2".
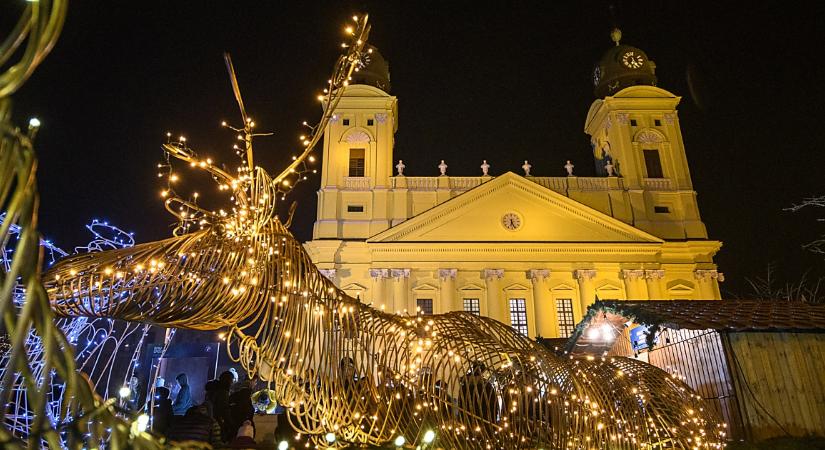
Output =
[{"x1": 634, "y1": 128, "x2": 668, "y2": 179}]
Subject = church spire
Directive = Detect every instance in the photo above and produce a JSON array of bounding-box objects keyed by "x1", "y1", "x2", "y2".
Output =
[{"x1": 610, "y1": 27, "x2": 622, "y2": 46}]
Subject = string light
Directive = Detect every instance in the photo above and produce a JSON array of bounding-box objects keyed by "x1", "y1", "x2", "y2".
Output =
[
  {"x1": 0, "y1": 217, "x2": 149, "y2": 445},
  {"x1": 41, "y1": 13, "x2": 726, "y2": 450}
]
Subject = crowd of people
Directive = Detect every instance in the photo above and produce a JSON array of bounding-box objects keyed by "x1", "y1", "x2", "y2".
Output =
[
  {"x1": 137, "y1": 362, "x2": 541, "y2": 448},
  {"x1": 149, "y1": 370, "x2": 258, "y2": 448}
]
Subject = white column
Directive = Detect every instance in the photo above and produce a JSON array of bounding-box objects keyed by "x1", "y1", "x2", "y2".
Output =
[
  {"x1": 694, "y1": 269, "x2": 723, "y2": 300},
  {"x1": 574, "y1": 269, "x2": 597, "y2": 317},
  {"x1": 483, "y1": 269, "x2": 505, "y2": 322},
  {"x1": 621, "y1": 269, "x2": 647, "y2": 300},
  {"x1": 528, "y1": 269, "x2": 555, "y2": 337},
  {"x1": 369, "y1": 268, "x2": 390, "y2": 309},
  {"x1": 390, "y1": 269, "x2": 410, "y2": 313},
  {"x1": 438, "y1": 269, "x2": 458, "y2": 313},
  {"x1": 644, "y1": 269, "x2": 665, "y2": 299}
]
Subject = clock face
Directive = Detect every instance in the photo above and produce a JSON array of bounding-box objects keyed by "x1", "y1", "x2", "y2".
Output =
[
  {"x1": 593, "y1": 66, "x2": 601, "y2": 86},
  {"x1": 501, "y1": 212, "x2": 522, "y2": 231},
  {"x1": 621, "y1": 51, "x2": 645, "y2": 69},
  {"x1": 357, "y1": 53, "x2": 372, "y2": 70}
]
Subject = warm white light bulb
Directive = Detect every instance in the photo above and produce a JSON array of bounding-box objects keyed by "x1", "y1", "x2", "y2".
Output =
[
  {"x1": 28, "y1": 117, "x2": 41, "y2": 128},
  {"x1": 136, "y1": 414, "x2": 150, "y2": 432},
  {"x1": 394, "y1": 435, "x2": 406, "y2": 446},
  {"x1": 118, "y1": 386, "x2": 131, "y2": 398},
  {"x1": 423, "y1": 430, "x2": 435, "y2": 443},
  {"x1": 324, "y1": 432, "x2": 336, "y2": 443},
  {"x1": 278, "y1": 441, "x2": 289, "y2": 450}
]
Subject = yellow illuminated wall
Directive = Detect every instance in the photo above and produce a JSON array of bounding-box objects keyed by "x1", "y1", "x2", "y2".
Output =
[{"x1": 305, "y1": 84, "x2": 722, "y2": 339}]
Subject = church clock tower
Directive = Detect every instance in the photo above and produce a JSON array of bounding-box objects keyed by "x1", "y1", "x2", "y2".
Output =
[
  {"x1": 313, "y1": 46, "x2": 399, "y2": 240},
  {"x1": 585, "y1": 29, "x2": 708, "y2": 240}
]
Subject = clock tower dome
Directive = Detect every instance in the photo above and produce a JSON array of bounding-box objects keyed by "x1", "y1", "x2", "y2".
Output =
[{"x1": 593, "y1": 28, "x2": 658, "y2": 98}]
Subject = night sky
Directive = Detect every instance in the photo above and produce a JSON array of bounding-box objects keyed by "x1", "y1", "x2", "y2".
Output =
[{"x1": 9, "y1": 1, "x2": 825, "y2": 296}]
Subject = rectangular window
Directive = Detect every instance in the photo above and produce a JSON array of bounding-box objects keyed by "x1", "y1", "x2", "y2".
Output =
[
  {"x1": 367, "y1": 119, "x2": 374, "y2": 126},
  {"x1": 348, "y1": 148, "x2": 365, "y2": 177},
  {"x1": 463, "y1": 298, "x2": 480, "y2": 315},
  {"x1": 643, "y1": 149, "x2": 664, "y2": 178},
  {"x1": 654, "y1": 206, "x2": 670, "y2": 214},
  {"x1": 343, "y1": 118, "x2": 350, "y2": 126},
  {"x1": 654, "y1": 119, "x2": 662, "y2": 126},
  {"x1": 630, "y1": 119, "x2": 637, "y2": 127},
  {"x1": 556, "y1": 298, "x2": 575, "y2": 338},
  {"x1": 416, "y1": 298, "x2": 433, "y2": 316},
  {"x1": 347, "y1": 205, "x2": 364, "y2": 213},
  {"x1": 509, "y1": 298, "x2": 528, "y2": 336}
]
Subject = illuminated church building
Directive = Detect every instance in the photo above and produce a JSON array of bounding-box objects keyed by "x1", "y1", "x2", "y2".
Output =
[{"x1": 304, "y1": 31, "x2": 723, "y2": 339}]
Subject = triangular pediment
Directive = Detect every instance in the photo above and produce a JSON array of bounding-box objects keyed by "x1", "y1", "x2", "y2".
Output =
[
  {"x1": 459, "y1": 283, "x2": 484, "y2": 291},
  {"x1": 342, "y1": 283, "x2": 368, "y2": 292},
  {"x1": 368, "y1": 172, "x2": 663, "y2": 243}
]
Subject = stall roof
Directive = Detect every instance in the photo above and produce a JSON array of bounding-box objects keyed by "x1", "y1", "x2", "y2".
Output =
[{"x1": 565, "y1": 300, "x2": 825, "y2": 354}]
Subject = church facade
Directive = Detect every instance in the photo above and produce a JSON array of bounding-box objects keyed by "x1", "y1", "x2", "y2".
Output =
[{"x1": 304, "y1": 33, "x2": 723, "y2": 339}]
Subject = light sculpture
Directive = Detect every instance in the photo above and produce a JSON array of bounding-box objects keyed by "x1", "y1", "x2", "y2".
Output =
[
  {"x1": 0, "y1": 214, "x2": 156, "y2": 444},
  {"x1": 0, "y1": 6, "x2": 728, "y2": 449}
]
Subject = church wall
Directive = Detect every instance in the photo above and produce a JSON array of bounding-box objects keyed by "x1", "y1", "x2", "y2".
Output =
[
  {"x1": 308, "y1": 54, "x2": 724, "y2": 341},
  {"x1": 305, "y1": 239, "x2": 723, "y2": 339}
]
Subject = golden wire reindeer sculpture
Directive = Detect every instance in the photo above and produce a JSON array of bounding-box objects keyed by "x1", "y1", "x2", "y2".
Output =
[{"x1": 44, "y1": 15, "x2": 726, "y2": 450}]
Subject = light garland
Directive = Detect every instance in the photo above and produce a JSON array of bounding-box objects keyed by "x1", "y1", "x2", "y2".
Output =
[
  {"x1": 0, "y1": 217, "x2": 153, "y2": 446},
  {"x1": 42, "y1": 14, "x2": 727, "y2": 450}
]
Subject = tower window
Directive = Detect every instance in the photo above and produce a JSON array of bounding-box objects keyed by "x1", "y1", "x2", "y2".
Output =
[
  {"x1": 630, "y1": 119, "x2": 637, "y2": 127},
  {"x1": 643, "y1": 149, "x2": 664, "y2": 178},
  {"x1": 654, "y1": 119, "x2": 662, "y2": 126},
  {"x1": 343, "y1": 118, "x2": 350, "y2": 126},
  {"x1": 348, "y1": 148, "x2": 365, "y2": 177},
  {"x1": 509, "y1": 298, "x2": 528, "y2": 336},
  {"x1": 347, "y1": 205, "x2": 364, "y2": 213},
  {"x1": 416, "y1": 298, "x2": 433, "y2": 316},
  {"x1": 367, "y1": 119, "x2": 374, "y2": 126},
  {"x1": 654, "y1": 206, "x2": 670, "y2": 214},
  {"x1": 556, "y1": 298, "x2": 575, "y2": 338},
  {"x1": 463, "y1": 298, "x2": 480, "y2": 315}
]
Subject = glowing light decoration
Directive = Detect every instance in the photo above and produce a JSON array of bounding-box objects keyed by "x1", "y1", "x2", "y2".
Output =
[
  {"x1": 0, "y1": 217, "x2": 151, "y2": 446},
  {"x1": 1, "y1": 2, "x2": 164, "y2": 447},
  {"x1": 41, "y1": 13, "x2": 725, "y2": 450}
]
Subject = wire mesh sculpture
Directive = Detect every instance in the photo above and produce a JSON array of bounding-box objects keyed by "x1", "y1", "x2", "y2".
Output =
[
  {"x1": 40, "y1": 15, "x2": 727, "y2": 449},
  {"x1": 0, "y1": 216, "x2": 155, "y2": 444}
]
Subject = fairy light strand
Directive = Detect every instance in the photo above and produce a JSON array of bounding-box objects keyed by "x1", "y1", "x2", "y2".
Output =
[{"x1": 44, "y1": 14, "x2": 726, "y2": 449}]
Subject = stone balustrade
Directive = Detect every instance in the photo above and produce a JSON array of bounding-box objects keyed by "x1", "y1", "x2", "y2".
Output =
[
  {"x1": 344, "y1": 176, "x2": 371, "y2": 190},
  {"x1": 642, "y1": 177, "x2": 673, "y2": 191},
  {"x1": 371, "y1": 174, "x2": 678, "y2": 194}
]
